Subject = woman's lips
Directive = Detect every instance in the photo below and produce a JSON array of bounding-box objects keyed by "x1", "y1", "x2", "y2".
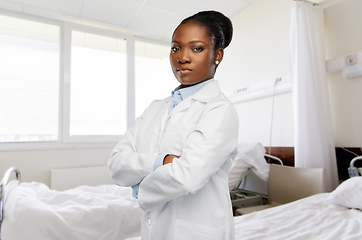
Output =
[{"x1": 177, "y1": 67, "x2": 192, "y2": 74}]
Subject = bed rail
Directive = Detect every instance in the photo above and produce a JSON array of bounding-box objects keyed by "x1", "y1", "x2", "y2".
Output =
[
  {"x1": 264, "y1": 154, "x2": 283, "y2": 165},
  {"x1": 350, "y1": 156, "x2": 362, "y2": 167},
  {"x1": 348, "y1": 156, "x2": 362, "y2": 178},
  {"x1": 0, "y1": 167, "x2": 21, "y2": 223}
]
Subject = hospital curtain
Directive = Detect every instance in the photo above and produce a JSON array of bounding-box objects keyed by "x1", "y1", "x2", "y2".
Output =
[{"x1": 290, "y1": 1, "x2": 339, "y2": 192}]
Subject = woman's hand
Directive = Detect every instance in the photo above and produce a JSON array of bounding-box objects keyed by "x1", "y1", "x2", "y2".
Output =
[{"x1": 163, "y1": 155, "x2": 180, "y2": 165}]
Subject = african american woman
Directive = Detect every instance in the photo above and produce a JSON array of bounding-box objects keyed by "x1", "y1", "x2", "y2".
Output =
[{"x1": 108, "y1": 10, "x2": 239, "y2": 240}]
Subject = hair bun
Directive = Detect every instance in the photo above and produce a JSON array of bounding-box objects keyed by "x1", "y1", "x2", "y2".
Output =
[
  {"x1": 179, "y1": 10, "x2": 233, "y2": 50},
  {"x1": 205, "y1": 11, "x2": 233, "y2": 49}
]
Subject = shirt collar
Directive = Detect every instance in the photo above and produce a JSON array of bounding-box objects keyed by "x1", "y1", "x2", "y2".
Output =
[{"x1": 172, "y1": 79, "x2": 214, "y2": 101}]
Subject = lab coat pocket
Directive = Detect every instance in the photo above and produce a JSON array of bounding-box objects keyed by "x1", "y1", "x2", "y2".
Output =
[{"x1": 175, "y1": 219, "x2": 225, "y2": 240}]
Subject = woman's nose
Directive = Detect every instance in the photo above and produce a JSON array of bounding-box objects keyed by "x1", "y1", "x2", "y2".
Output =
[{"x1": 178, "y1": 50, "x2": 190, "y2": 63}]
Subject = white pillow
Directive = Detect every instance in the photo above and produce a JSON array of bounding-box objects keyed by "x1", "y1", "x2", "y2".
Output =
[{"x1": 326, "y1": 177, "x2": 362, "y2": 209}]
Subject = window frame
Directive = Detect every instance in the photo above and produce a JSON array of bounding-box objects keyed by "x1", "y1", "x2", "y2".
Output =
[{"x1": 62, "y1": 23, "x2": 134, "y2": 143}]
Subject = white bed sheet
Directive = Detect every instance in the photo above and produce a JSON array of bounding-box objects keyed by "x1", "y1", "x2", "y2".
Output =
[
  {"x1": 1, "y1": 181, "x2": 142, "y2": 240},
  {"x1": 234, "y1": 193, "x2": 362, "y2": 240},
  {"x1": 125, "y1": 193, "x2": 362, "y2": 240}
]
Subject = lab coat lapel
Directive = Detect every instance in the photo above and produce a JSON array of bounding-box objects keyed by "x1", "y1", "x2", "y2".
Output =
[
  {"x1": 168, "y1": 98, "x2": 191, "y2": 117},
  {"x1": 191, "y1": 80, "x2": 221, "y2": 103}
]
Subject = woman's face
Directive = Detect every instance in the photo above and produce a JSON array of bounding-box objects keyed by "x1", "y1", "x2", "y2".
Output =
[{"x1": 170, "y1": 22, "x2": 223, "y2": 86}]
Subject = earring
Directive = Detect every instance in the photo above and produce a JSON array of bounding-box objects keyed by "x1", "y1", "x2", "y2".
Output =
[{"x1": 215, "y1": 61, "x2": 219, "y2": 65}]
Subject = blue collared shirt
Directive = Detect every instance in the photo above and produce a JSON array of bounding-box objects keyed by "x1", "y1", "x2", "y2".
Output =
[
  {"x1": 132, "y1": 78, "x2": 214, "y2": 199},
  {"x1": 171, "y1": 79, "x2": 214, "y2": 106}
]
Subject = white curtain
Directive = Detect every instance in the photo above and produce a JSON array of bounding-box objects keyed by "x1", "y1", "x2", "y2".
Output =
[{"x1": 290, "y1": 1, "x2": 339, "y2": 192}]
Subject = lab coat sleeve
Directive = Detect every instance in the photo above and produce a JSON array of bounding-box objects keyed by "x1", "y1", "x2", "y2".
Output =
[
  {"x1": 107, "y1": 107, "x2": 159, "y2": 187},
  {"x1": 138, "y1": 101, "x2": 239, "y2": 211}
]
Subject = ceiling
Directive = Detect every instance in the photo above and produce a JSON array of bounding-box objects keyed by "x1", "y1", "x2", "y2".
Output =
[{"x1": 0, "y1": 0, "x2": 256, "y2": 43}]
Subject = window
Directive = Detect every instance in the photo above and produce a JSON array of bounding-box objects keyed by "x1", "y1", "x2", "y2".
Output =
[
  {"x1": 69, "y1": 31, "x2": 127, "y2": 138},
  {"x1": 0, "y1": 15, "x2": 60, "y2": 143},
  {"x1": 0, "y1": 13, "x2": 174, "y2": 148},
  {"x1": 135, "y1": 41, "x2": 176, "y2": 117}
]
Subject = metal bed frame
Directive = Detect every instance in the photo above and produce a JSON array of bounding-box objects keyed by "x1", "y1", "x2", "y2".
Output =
[
  {"x1": 0, "y1": 167, "x2": 21, "y2": 235},
  {"x1": 348, "y1": 155, "x2": 362, "y2": 178}
]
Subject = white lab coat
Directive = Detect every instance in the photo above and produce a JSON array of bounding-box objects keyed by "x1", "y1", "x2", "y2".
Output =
[{"x1": 108, "y1": 80, "x2": 239, "y2": 240}]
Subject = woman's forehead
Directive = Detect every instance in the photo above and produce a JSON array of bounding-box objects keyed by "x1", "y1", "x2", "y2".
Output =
[{"x1": 172, "y1": 22, "x2": 211, "y2": 44}]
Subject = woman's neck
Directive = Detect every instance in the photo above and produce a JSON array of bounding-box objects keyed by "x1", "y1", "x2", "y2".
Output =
[{"x1": 180, "y1": 78, "x2": 213, "y2": 89}]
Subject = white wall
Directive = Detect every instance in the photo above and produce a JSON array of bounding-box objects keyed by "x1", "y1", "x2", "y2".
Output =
[
  {"x1": 217, "y1": 0, "x2": 293, "y2": 147},
  {"x1": 217, "y1": 0, "x2": 362, "y2": 149},
  {"x1": 324, "y1": 0, "x2": 362, "y2": 148}
]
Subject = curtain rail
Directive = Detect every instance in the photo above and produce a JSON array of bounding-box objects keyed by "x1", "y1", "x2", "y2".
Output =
[{"x1": 294, "y1": 0, "x2": 318, "y2": 6}]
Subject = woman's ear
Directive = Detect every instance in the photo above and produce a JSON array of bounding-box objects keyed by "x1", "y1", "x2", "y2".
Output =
[{"x1": 215, "y1": 48, "x2": 224, "y2": 66}]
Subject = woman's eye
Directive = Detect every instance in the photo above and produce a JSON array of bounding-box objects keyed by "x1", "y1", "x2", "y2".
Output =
[
  {"x1": 171, "y1": 47, "x2": 179, "y2": 53},
  {"x1": 193, "y1": 47, "x2": 203, "y2": 52}
]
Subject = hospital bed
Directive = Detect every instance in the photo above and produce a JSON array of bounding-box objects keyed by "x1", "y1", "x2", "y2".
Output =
[
  {"x1": 234, "y1": 176, "x2": 362, "y2": 239},
  {"x1": 231, "y1": 155, "x2": 362, "y2": 239},
  {"x1": 0, "y1": 167, "x2": 142, "y2": 240}
]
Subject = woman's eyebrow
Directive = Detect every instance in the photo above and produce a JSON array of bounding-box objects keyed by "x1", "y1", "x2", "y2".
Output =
[
  {"x1": 171, "y1": 40, "x2": 206, "y2": 44},
  {"x1": 189, "y1": 40, "x2": 205, "y2": 44}
]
